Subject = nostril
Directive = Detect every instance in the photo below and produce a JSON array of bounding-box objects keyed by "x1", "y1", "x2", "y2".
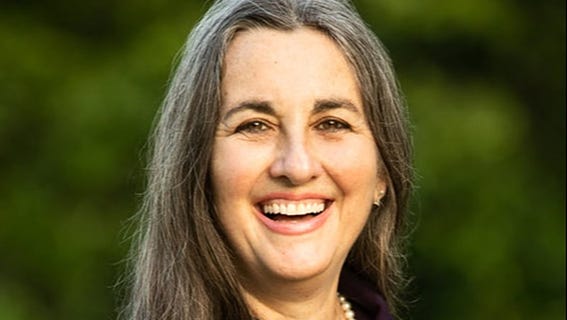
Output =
[{"x1": 269, "y1": 142, "x2": 321, "y2": 185}]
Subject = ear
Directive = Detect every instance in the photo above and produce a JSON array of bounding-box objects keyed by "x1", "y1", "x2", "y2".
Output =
[{"x1": 373, "y1": 181, "x2": 387, "y2": 205}]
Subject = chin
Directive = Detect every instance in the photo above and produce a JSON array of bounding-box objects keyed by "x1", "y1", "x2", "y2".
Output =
[
  {"x1": 258, "y1": 244, "x2": 341, "y2": 282},
  {"x1": 266, "y1": 263, "x2": 331, "y2": 282}
]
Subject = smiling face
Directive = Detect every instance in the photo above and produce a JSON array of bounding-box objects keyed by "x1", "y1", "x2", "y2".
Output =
[{"x1": 210, "y1": 27, "x2": 386, "y2": 287}]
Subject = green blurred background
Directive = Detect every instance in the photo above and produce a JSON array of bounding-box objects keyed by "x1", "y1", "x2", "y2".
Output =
[{"x1": 0, "y1": 0, "x2": 564, "y2": 319}]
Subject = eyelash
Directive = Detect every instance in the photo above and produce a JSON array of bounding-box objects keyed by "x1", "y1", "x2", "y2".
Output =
[
  {"x1": 235, "y1": 120, "x2": 271, "y2": 134},
  {"x1": 315, "y1": 119, "x2": 351, "y2": 132},
  {"x1": 234, "y1": 118, "x2": 351, "y2": 135}
]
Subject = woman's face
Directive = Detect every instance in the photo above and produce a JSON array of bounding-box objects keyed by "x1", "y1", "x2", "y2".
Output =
[{"x1": 211, "y1": 28, "x2": 385, "y2": 285}]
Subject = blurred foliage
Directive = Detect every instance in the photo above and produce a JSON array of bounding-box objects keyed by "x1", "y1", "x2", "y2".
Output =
[{"x1": 0, "y1": 0, "x2": 564, "y2": 319}]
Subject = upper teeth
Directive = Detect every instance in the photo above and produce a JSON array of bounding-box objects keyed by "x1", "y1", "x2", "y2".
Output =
[{"x1": 262, "y1": 201, "x2": 325, "y2": 216}]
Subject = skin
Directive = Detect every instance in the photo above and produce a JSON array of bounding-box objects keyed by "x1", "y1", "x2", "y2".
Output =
[{"x1": 210, "y1": 27, "x2": 386, "y2": 319}]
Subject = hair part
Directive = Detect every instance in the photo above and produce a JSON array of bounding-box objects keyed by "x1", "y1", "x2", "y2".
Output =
[{"x1": 123, "y1": 1, "x2": 413, "y2": 319}]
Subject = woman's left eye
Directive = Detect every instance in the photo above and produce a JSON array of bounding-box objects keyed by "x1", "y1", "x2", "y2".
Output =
[{"x1": 315, "y1": 119, "x2": 351, "y2": 132}]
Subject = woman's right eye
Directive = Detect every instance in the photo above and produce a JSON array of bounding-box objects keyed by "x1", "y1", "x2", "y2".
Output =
[{"x1": 235, "y1": 120, "x2": 271, "y2": 134}]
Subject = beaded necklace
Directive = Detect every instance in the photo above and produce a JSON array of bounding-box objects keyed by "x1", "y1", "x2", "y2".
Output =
[
  {"x1": 338, "y1": 293, "x2": 356, "y2": 320},
  {"x1": 252, "y1": 293, "x2": 355, "y2": 320}
]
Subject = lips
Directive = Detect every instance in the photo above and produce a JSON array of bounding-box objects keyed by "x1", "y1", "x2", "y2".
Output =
[
  {"x1": 261, "y1": 200, "x2": 326, "y2": 218},
  {"x1": 255, "y1": 196, "x2": 333, "y2": 235}
]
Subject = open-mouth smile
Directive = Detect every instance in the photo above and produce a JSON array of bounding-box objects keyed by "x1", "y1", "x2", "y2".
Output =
[
  {"x1": 258, "y1": 199, "x2": 330, "y2": 220},
  {"x1": 255, "y1": 197, "x2": 333, "y2": 234}
]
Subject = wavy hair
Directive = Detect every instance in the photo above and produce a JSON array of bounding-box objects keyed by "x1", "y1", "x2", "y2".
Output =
[{"x1": 123, "y1": 0, "x2": 413, "y2": 319}]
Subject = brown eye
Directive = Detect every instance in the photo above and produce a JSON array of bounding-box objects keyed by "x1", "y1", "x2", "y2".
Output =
[
  {"x1": 316, "y1": 119, "x2": 351, "y2": 132},
  {"x1": 235, "y1": 120, "x2": 271, "y2": 134}
]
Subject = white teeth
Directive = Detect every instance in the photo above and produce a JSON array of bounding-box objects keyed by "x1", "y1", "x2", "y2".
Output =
[
  {"x1": 288, "y1": 203, "x2": 296, "y2": 214},
  {"x1": 262, "y1": 201, "x2": 326, "y2": 216}
]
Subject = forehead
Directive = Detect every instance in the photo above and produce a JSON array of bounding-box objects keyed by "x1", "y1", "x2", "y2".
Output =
[
  {"x1": 223, "y1": 26, "x2": 353, "y2": 75},
  {"x1": 221, "y1": 27, "x2": 362, "y2": 110},
  {"x1": 226, "y1": 26, "x2": 344, "y2": 58}
]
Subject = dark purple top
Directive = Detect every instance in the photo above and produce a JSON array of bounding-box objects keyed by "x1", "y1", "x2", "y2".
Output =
[{"x1": 338, "y1": 267, "x2": 394, "y2": 320}]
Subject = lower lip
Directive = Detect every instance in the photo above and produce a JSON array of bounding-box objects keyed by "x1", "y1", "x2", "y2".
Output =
[{"x1": 256, "y1": 203, "x2": 333, "y2": 236}]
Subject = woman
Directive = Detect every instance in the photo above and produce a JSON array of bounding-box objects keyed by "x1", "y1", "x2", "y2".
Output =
[{"x1": 124, "y1": 0, "x2": 413, "y2": 319}]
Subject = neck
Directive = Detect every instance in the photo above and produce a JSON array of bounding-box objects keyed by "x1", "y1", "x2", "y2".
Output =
[{"x1": 242, "y1": 274, "x2": 343, "y2": 320}]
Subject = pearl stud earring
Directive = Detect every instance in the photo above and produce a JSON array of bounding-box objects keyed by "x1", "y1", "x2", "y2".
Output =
[{"x1": 373, "y1": 190, "x2": 385, "y2": 207}]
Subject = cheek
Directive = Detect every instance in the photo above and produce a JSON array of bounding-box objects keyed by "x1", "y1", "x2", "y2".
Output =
[
  {"x1": 318, "y1": 137, "x2": 379, "y2": 192},
  {"x1": 210, "y1": 139, "x2": 271, "y2": 204},
  {"x1": 211, "y1": 142, "x2": 244, "y2": 202}
]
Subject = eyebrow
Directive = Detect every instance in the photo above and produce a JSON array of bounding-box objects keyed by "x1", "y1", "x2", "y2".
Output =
[
  {"x1": 222, "y1": 98, "x2": 360, "y2": 121},
  {"x1": 222, "y1": 100, "x2": 276, "y2": 121},
  {"x1": 312, "y1": 98, "x2": 360, "y2": 115}
]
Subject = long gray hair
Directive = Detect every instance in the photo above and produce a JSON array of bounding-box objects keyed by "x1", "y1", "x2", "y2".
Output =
[{"x1": 123, "y1": 0, "x2": 413, "y2": 319}]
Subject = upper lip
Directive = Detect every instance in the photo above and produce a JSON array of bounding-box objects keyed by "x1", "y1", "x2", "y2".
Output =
[
  {"x1": 255, "y1": 193, "x2": 333, "y2": 214},
  {"x1": 255, "y1": 192, "x2": 332, "y2": 204}
]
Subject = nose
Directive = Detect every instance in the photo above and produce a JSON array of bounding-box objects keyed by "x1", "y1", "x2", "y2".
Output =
[{"x1": 269, "y1": 134, "x2": 322, "y2": 185}]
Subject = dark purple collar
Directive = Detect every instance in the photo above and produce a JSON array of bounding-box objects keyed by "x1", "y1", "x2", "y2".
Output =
[{"x1": 338, "y1": 266, "x2": 394, "y2": 320}]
